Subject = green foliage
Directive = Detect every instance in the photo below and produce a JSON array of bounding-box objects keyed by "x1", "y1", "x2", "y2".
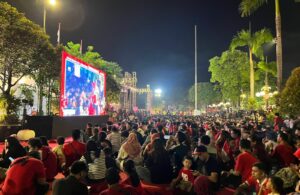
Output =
[
  {"x1": 188, "y1": 82, "x2": 221, "y2": 109},
  {"x1": 247, "y1": 97, "x2": 257, "y2": 110},
  {"x1": 209, "y1": 50, "x2": 250, "y2": 105},
  {"x1": 279, "y1": 67, "x2": 300, "y2": 116},
  {"x1": 64, "y1": 42, "x2": 122, "y2": 104},
  {"x1": 257, "y1": 60, "x2": 277, "y2": 76},
  {"x1": 0, "y1": 2, "x2": 54, "y2": 120},
  {"x1": 230, "y1": 29, "x2": 274, "y2": 61},
  {"x1": 239, "y1": 0, "x2": 268, "y2": 17}
]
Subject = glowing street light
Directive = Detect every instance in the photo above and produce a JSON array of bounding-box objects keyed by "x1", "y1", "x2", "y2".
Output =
[
  {"x1": 154, "y1": 89, "x2": 162, "y2": 97},
  {"x1": 43, "y1": 0, "x2": 57, "y2": 33},
  {"x1": 49, "y1": 0, "x2": 56, "y2": 6}
]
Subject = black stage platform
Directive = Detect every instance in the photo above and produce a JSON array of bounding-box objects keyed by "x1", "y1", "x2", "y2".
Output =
[{"x1": 24, "y1": 115, "x2": 109, "y2": 139}]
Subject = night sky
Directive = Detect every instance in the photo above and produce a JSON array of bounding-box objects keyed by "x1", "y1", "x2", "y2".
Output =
[{"x1": 3, "y1": 0, "x2": 300, "y2": 103}]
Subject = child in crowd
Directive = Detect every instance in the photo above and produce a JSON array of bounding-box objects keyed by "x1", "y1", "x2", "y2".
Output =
[
  {"x1": 170, "y1": 155, "x2": 195, "y2": 192},
  {"x1": 52, "y1": 136, "x2": 66, "y2": 171}
]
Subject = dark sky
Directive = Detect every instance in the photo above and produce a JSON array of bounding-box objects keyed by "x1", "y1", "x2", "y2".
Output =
[{"x1": 3, "y1": 0, "x2": 300, "y2": 103}]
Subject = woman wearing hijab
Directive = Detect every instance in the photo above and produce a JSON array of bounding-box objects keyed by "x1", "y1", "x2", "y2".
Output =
[
  {"x1": 142, "y1": 133, "x2": 161, "y2": 160},
  {"x1": 117, "y1": 133, "x2": 143, "y2": 170}
]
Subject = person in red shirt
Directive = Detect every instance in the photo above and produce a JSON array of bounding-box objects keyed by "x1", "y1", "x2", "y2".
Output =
[
  {"x1": 236, "y1": 162, "x2": 271, "y2": 195},
  {"x1": 272, "y1": 131, "x2": 296, "y2": 168},
  {"x1": 28, "y1": 138, "x2": 58, "y2": 181},
  {"x1": 171, "y1": 156, "x2": 195, "y2": 192},
  {"x1": 1, "y1": 152, "x2": 48, "y2": 195},
  {"x1": 100, "y1": 167, "x2": 138, "y2": 195},
  {"x1": 63, "y1": 129, "x2": 86, "y2": 168},
  {"x1": 274, "y1": 113, "x2": 284, "y2": 132},
  {"x1": 234, "y1": 139, "x2": 258, "y2": 183}
]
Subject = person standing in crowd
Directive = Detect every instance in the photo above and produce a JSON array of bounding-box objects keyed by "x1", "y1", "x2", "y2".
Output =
[
  {"x1": 52, "y1": 161, "x2": 88, "y2": 195},
  {"x1": 0, "y1": 136, "x2": 26, "y2": 168},
  {"x1": 63, "y1": 129, "x2": 86, "y2": 168}
]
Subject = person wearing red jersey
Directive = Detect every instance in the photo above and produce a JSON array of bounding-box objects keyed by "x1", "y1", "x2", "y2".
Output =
[
  {"x1": 63, "y1": 129, "x2": 86, "y2": 168},
  {"x1": 1, "y1": 152, "x2": 48, "y2": 195}
]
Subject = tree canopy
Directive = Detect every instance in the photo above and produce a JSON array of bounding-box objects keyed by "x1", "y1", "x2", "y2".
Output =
[
  {"x1": 64, "y1": 42, "x2": 122, "y2": 104},
  {"x1": 188, "y1": 82, "x2": 221, "y2": 109},
  {"x1": 209, "y1": 50, "x2": 250, "y2": 105},
  {"x1": 279, "y1": 67, "x2": 300, "y2": 116},
  {"x1": 0, "y1": 2, "x2": 54, "y2": 121}
]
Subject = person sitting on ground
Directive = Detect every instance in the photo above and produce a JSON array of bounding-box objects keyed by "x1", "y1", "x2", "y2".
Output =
[
  {"x1": 122, "y1": 159, "x2": 143, "y2": 194},
  {"x1": 193, "y1": 145, "x2": 220, "y2": 195},
  {"x1": 199, "y1": 135, "x2": 217, "y2": 157},
  {"x1": 1, "y1": 150, "x2": 48, "y2": 195},
  {"x1": 89, "y1": 127, "x2": 99, "y2": 143},
  {"x1": 142, "y1": 128, "x2": 158, "y2": 151},
  {"x1": 52, "y1": 161, "x2": 88, "y2": 195},
  {"x1": 249, "y1": 134, "x2": 271, "y2": 167},
  {"x1": 170, "y1": 155, "x2": 195, "y2": 193},
  {"x1": 272, "y1": 131, "x2": 296, "y2": 168},
  {"x1": 99, "y1": 131, "x2": 113, "y2": 150},
  {"x1": 169, "y1": 131, "x2": 189, "y2": 176},
  {"x1": 80, "y1": 140, "x2": 106, "y2": 183},
  {"x1": 103, "y1": 147, "x2": 118, "y2": 169},
  {"x1": 0, "y1": 136, "x2": 26, "y2": 168},
  {"x1": 142, "y1": 132, "x2": 161, "y2": 158},
  {"x1": 28, "y1": 137, "x2": 57, "y2": 181},
  {"x1": 52, "y1": 136, "x2": 66, "y2": 172},
  {"x1": 145, "y1": 139, "x2": 173, "y2": 184},
  {"x1": 235, "y1": 162, "x2": 271, "y2": 195},
  {"x1": 63, "y1": 129, "x2": 86, "y2": 168},
  {"x1": 222, "y1": 139, "x2": 258, "y2": 188},
  {"x1": 267, "y1": 176, "x2": 284, "y2": 195},
  {"x1": 117, "y1": 133, "x2": 143, "y2": 170},
  {"x1": 107, "y1": 125, "x2": 122, "y2": 155},
  {"x1": 99, "y1": 167, "x2": 138, "y2": 195}
]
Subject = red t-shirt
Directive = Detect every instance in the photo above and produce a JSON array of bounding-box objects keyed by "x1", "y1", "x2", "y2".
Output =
[
  {"x1": 63, "y1": 140, "x2": 86, "y2": 167},
  {"x1": 2, "y1": 157, "x2": 46, "y2": 195},
  {"x1": 178, "y1": 168, "x2": 194, "y2": 183},
  {"x1": 235, "y1": 151, "x2": 258, "y2": 182},
  {"x1": 41, "y1": 146, "x2": 58, "y2": 180},
  {"x1": 246, "y1": 176, "x2": 271, "y2": 195},
  {"x1": 99, "y1": 184, "x2": 138, "y2": 195},
  {"x1": 272, "y1": 143, "x2": 296, "y2": 167}
]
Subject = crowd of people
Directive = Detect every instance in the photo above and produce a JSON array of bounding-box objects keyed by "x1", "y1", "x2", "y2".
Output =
[{"x1": 0, "y1": 110, "x2": 300, "y2": 195}]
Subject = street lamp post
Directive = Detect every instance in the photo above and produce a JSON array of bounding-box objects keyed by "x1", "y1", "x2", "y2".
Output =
[{"x1": 43, "y1": 0, "x2": 56, "y2": 32}]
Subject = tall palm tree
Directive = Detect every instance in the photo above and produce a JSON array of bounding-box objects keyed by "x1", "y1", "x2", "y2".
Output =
[
  {"x1": 230, "y1": 28, "x2": 273, "y2": 98},
  {"x1": 239, "y1": 0, "x2": 282, "y2": 91}
]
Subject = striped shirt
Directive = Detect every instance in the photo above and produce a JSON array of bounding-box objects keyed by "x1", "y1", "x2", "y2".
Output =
[
  {"x1": 80, "y1": 151, "x2": 106, "y2": 180},
  {"x1": 107, "y1": 132, "x2": 122, "y2": 153}
]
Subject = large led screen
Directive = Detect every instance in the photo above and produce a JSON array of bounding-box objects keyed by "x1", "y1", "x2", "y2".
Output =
[{"x1": 60, "y1": 51, "x2": 106, "y2": 116}]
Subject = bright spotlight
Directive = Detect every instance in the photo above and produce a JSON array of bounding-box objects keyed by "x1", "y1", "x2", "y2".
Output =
[
  {"x1": 154, "y1": 89, "x2": 162, "y2": 97},
  {"x1": 49, "y1": 0, "x2": 56, "y2": 6},
  {"x1": 155, "y1": 89, "x2": 162, "y2": 94}
]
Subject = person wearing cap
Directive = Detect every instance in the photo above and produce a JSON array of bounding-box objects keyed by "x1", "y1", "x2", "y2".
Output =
[{"x1": 193, "y1": 145, "x2": 220, "y2": 195}]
